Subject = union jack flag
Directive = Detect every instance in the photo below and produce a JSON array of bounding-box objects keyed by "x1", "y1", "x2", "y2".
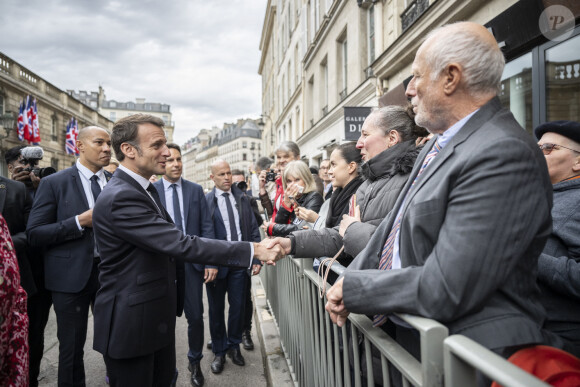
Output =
[
  {"x1": 30, "y1": 98, "x2": 41, "y2": 143},
  {"x1": 65, "y1": 118, "x2": 79, "y2": 155},
  {"x1": 17, "y1": 101, "x2": 25, "y2": 141},
  {"x1": 23, "y1": 96, "x2": 32, "y2": 142}
]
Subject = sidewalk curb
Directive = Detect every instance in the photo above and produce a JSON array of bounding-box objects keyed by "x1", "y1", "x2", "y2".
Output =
[{"x1": 251, "y1": 276, "x2": 295, "y2": 387}]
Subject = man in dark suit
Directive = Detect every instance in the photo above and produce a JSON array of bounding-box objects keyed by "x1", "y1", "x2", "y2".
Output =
[
  {"x1": 231, "y1": 169, "x2": 262, "y2": 351},
  {"x1": 317, "y1": 22, "x2": 560, "y2": 358},
  {"x1": 91, "y1": 114, "x2": 282, "y2": 386},
  {"x1": 206, "y1": 161, "x2": 262, "y2": 374},
  {"x1": 154, "y1": 143, "x2": 215, "y2": 387},
  {"x1": 27, "y1": 127, "x2": 112, "y2": 386}
]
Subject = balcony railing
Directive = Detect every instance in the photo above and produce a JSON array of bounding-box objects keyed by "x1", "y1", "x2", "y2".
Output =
[{"x1": 401, "y1": 0, "x2": 430, "y2": 31}]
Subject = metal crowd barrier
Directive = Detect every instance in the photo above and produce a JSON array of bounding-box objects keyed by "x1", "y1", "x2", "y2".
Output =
[
  {"x1": 261, "y1": 256, "x2": 448, "y2": 387},
  {"x1": 443, "y1": 335, "x2": 548, "y2": 387},
  {"x1": 260, "y1": 256, "x2": 551, "y2": 387}
]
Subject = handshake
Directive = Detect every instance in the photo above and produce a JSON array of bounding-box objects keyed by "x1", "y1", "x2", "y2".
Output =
[{"x1": 253, "y1": 237, "x2": 293, "y2": 265}]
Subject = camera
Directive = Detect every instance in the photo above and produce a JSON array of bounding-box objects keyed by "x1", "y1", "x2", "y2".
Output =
[
  {"x1": 20, "y1": 146, "x2": 57, "y2": 178},
  {"x1": 265, "y1": 169, "x2": 277, "y2": 183},
  {"x1": 233, "y1": 181, "x2": 248, "y2": 192}
]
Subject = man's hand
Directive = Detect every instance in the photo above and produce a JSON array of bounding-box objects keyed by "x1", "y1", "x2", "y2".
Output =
[
  {"x1": 325, "y1": 277, "x2": 349, "y2": 327},
  {"x1": 12, "y1": 166, "x2": 39, "y2": 188},
  {"x1": 204, "y1": 268, "x2": 218, "y2": 283},
  {"x1": 338, "y1": 205, "x2": 360, "y2": 237},
  {"x1": 253, "y1": 241, "x2": 285, "y2": 265},
  {"x1": 265, "y1": 237, "x2": 292, "y2": 255},
  {"x1": 251, "y1": 264, "x2": 262, "y2": 276},
  {"x1": 78, "y1": 208, "x2": 94, "y2": 228},
  {"x1": 29, "y1": 171, "x2": 41, "y2": 189}
]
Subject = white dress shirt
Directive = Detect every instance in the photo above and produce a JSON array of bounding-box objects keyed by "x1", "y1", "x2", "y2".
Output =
[
  {"x1": 162, "y1": 177, "x2": 185, "y2": 225},
  {"x1": 214, "y1": 187, "x2": 242, "y2": 242},
  {"x1": 75, "y1": 160, "x2": 107, "y2": 230}
]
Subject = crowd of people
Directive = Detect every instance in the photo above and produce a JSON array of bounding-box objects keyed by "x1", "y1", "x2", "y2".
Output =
[{"x1": 0, "y1": 20, "x2": 579, "y2": 387}]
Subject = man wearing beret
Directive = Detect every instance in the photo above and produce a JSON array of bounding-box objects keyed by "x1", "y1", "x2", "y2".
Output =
[{"x1": 536, "y1": 120, "x2": 580, "y2": 358}]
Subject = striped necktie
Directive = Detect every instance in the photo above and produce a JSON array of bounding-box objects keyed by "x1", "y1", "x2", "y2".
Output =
[{"x1": 373, "y1": 140, "x2": 441, "y2": 327}]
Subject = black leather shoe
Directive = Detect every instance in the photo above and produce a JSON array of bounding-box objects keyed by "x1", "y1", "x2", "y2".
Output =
[
  {"x1": 206, "y1": 340, "x2": 212, "y2": 350},
  {"x1": 188, "y1": 363, "x2": 204, "y2": 387},
  {"x1": 227, "y1": 348, "x2": 246, "y2": 366},
  {"x1": 242, "y1": 330, "x2": 254, "y2": 351},
  {"x1": 210, "y1": 355, "x2": 226, "y2": 374}
]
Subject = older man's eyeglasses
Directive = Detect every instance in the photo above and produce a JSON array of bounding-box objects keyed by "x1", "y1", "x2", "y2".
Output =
[{"x1": 539, "y1": 143, "x2": 580, "y2": 155}]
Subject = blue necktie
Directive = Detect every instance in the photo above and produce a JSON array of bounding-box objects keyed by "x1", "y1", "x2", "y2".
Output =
[
  {"x1": 171, "y1": 184, "x2": 183, "y2": 232},
  {"x1": 90, "y1": 175, "x2": 101, "y2": 202},
  {"x1": 222, "y1": 192, "x2": 239, "y2": 241}
]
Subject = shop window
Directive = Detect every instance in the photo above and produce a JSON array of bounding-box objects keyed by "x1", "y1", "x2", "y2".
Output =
[{"x1": 500, "y1": 53, "x2": 533, "y2": 134}]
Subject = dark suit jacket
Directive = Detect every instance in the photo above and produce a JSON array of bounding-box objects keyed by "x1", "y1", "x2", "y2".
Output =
[
  {"x1": 0, "y1": 177, "x2": 35, "y2": 295},
  {"x1": 26, "y1": 165, "x2": 111, "y2": 293},
  {"x1": 206, "y1": 185, "x2": 261, "y2": 279},
  {"x1": 92, "y1": 169, "x2": 252, "y2": 359},
  {"x1": 342, "y1": 97, "x2": 556, "y2": 351},
  {"x1": 154, "y1": 178, "x2": 215, "y2": 315}
]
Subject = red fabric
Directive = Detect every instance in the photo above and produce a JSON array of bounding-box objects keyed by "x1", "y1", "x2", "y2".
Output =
[
  {"x1": 270, "y1": 177, "x2": 284, "y2": 221},
  {"x1": 0, "y1": 215, "x2": 29, "y2": 386},
  {"x1": 491, "y1": 346, "x2": 580, "y2": 387},
  {"x1": 267, "y1": 222, "x2": 275, "y2": 237}
]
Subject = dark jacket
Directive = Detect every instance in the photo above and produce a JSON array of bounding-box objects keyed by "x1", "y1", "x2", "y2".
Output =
[
  {"x1": 206, "y1": 185, "x2": 261, "y2": 278},
  {"x1": 292, "y1": 140, "x2": 420, "y2": 259},
  {"x1": 538, "y1": 177, "x2": 580, "y2": 357},
  {"x1": 267, "y1": 190, "x2": 323, "y2": 237}
]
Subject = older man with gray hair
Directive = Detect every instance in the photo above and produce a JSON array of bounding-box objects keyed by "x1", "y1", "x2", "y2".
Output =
[{"x1": 325, "y1": 21, "x2": 560, "y2": 361}]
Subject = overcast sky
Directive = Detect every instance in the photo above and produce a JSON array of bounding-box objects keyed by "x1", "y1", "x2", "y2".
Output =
[{"x1": 0, "y1": 0, "x2": 266, "y2": 145}]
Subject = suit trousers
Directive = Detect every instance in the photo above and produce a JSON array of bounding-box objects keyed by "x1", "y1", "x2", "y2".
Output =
[
  {"x1": 103, "y1": 341, "x2": 175, "y2": 387},
  {"x1": 183, "y1": 264, "x2": 206, "y2": 365},
  {"x1": 51, "y1": 259, "x2": 99, "y2": 387},
  {"x1": 242, "y1": 272, "x2": 253, "y2": 332},
  {"x1": 206, "y1": 268, "x2": 247, "y2": 355}
]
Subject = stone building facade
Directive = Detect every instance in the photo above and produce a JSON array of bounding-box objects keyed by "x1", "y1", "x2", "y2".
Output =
[
  {"x1": 0, "y1": 52, "x2": 113, "y2": 177},
  {"x1": 259, "y1": 0, "x2": 580, "y2": 166},
  {"x1": 182, "y1": 119, "x2": 262, "y2": 192}
]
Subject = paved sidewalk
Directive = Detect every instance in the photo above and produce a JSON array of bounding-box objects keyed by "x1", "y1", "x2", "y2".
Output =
[{"x1": 37, "y1": 283, "x2": 269, "y2": 387}]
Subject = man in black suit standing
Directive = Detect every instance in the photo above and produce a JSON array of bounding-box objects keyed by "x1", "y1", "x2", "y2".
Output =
[
  {"x1": 27, "y1": 127, "x2": 112, "y2": 386},
  {"x1": 154, "y1": 143, "x2": 216, "y2": 387},
  {"x1": 91, "y1": 114, "x2": 282, "y2": 386},
  {"x1": 206, "y1": 161, "x2": 262, "y2": 374}
]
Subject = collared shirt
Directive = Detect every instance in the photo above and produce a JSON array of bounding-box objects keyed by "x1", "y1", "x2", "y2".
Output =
[
  {"x1": 162, "y1": 177, "x2": 185, "y2": 226},
  {"x1": 391, "y1": 109, "x2": 479, "y2": 269},
  {"x1": 214, "y1": 186, "x2": 242, "y2": 242},
  {"x1": 74, "y1": 160, "x2": 107, "y2": 230}
]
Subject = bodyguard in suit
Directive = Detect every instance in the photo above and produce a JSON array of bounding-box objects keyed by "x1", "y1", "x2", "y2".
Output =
[
  {"x1": 91, "y1": 114, "x2": 282, "y2": 386},
  {"x1": 27, "y1": 126, "x2": 112, "y2": 386},
  {"x1": 206, "y1": 161, "x2": 262, "y2": 373},
  {"x1": 323, "y1": 22, "x2": 559, "y2": 358},
  {"x1": 154, "y1": 143, "x2": 216, "y2": 387}
]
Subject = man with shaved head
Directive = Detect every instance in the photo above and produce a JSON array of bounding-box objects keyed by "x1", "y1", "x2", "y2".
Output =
[
  {"x1": 325, "y1": 21, "x2": 560, "y2": 366},
  {"x1": 27, "y1": 126, "x2": 112, "y2": 386}
]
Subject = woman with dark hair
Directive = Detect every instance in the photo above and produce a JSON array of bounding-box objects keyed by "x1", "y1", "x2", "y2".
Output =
[
  {"x1": 263, "y1": 160, "x2": 324, "y2": 237},
  {"x1": 295, "y1": 142, "x2": 363, "y2": 231},
  {"x1": 275, "y1": 104, "x2": 428, "y2": 262}
]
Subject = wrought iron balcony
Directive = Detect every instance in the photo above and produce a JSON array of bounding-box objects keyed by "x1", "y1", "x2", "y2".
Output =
[{"x1": 401, "y1": 0, "x2": 430, "y2": 31}]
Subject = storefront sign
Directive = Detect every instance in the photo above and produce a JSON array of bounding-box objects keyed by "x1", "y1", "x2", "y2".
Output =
[{"x1": 343, "y1": 107, "x2": 372, "y2": 140}]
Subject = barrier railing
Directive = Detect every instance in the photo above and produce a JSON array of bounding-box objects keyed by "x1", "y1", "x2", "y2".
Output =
[
  {"x1": 260, "y1": 256, "x2": 448, "y2": 386},
  {"x1": 260, "y1": 256, "x2": 551, "y2": 387},
  {"x1": 443, "y1": 335, "x2": 548, "y2": 387}
]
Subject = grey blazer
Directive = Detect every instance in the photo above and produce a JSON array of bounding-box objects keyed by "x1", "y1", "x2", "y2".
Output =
[{"x1": 342, "y1": 97, "x2": 557, "y2": 351}]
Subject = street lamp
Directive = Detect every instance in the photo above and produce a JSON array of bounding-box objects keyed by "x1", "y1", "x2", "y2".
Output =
[{"x1": 0, "y1": 111, "x2": 16, "y2": 142}]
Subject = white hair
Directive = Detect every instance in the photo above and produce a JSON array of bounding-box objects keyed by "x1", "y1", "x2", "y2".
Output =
[{"x1": 424, "y1": 23, "x2": 505, "y2": 95}]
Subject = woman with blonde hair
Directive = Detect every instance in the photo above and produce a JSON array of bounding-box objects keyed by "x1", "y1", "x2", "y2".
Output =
[{"x1": 264, "y1": 160, "x2": 323, "y2": 237}]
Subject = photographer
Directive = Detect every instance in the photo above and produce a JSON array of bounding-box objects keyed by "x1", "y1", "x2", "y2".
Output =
[
  {"x1": 6, "y1": 145, "x2": 56, "y2": 200},
  {"x1": 232, "y1": 169, "x2": 263, "y2": 227},
  {"x1": 4, "y1": 145, "x2": 53, "y2": 386}
]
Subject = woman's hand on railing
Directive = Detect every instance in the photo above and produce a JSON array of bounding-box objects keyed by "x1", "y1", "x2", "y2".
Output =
[
  {"x1": 326, "y1": 277, "x2": 350, "y2": 327},
  {"x1": 295, "y1": 206, "x2": 319, "y2": 223}
]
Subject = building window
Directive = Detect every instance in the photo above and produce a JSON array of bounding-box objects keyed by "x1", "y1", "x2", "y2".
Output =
[
  {"x1": 109, "y1": 101, "x2": 116, "y2": 108},
  {"x1": 243, "y1": 153, "x2": 247, "y2": 161},
  {"x1": 337, "y1": 32, "x2": 348, "y2": 100},
  {"x1": 321, "y1": 57, "x2": 328, "y2": 115},
  {"x1": 109, "y1": 112, "x2": 116, "y2": 121},
  {"x1": 51, "y1": 114, "x2": 58, "y2": 141},
  {"x1": 51, "y1": 157, "x2": 59, "y2": 171},
  {"x1": 368, "y1": 5, "x2": 375, "y2": 63},
  {"x1": 242, "y1": 141, "x2": 247, "y2": 148}
]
